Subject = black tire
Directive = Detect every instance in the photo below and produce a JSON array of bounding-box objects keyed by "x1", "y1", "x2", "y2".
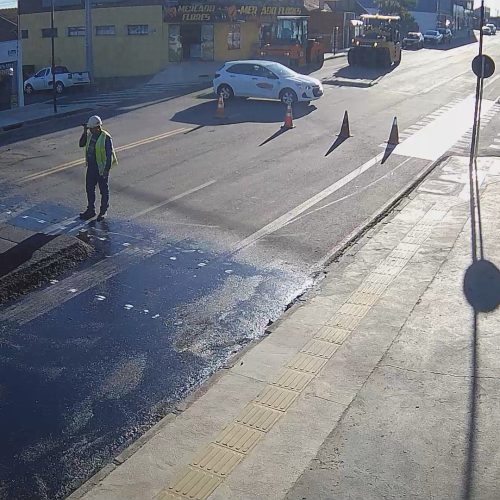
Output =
[
  {"x1": 347, "y1": 49, "x2": 356, "y2": 66},
  {"x1": 217, "y1": 84, "x2": 234, "y2": 100},
  {"x1": 382, "y1": 49, "x2": 392, "y2": 68},
  {"x1": 24, "y1": 84, "x2": 34, "y2": 95},
  {"x1": 279, "y1": 88, "x2": 298, "y2": 105},
  {"x1": 55, "y1": 81, "x2": 64, "y2": 94}
]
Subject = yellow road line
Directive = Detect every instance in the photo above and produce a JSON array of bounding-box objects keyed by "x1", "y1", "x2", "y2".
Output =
[{"x1": 19, "y1": 127, "x2": 192, "y2": 183}]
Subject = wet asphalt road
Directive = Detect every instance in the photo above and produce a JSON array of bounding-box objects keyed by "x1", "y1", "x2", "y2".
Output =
[{"x1": 1, "y1": 37, "x2": 500, "y2": 499}]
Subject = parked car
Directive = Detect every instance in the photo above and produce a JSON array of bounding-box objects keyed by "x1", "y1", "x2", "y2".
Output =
[
  {"x1": 213, "y1": 60, "x2": 323, "y2": 105},
  {"x1": 482, "y1": 25, "x2": 493, "y2": 35},
  {"x1": 424, "y1": 30, "x2": 444, "y2": 45},
  {"x1": 486, "y1": 23, "x2": 497, "y2": 34},
  {"x1": 402, "y1": 32, "x2": 424, "y2": 49},
  {"x1": 437, "y1": 28, "x2": 453, "y2": 43},
  {"x1": 24, "y1": 66, "x2": 90, "y2": 94}
]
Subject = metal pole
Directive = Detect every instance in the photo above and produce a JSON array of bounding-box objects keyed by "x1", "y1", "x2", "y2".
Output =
[
  {"x1": 17, "y1": 11, "x2": 24, "y2": 107},
  {"x1": 51, "y1": 0, "x2": 57, "y2": 113},
  {"x1": 468, "y1": 0, "x2": 484, "y2": 192},
  {"x1": 85, "y1": 0, "x2": 93, "y2": 82}
]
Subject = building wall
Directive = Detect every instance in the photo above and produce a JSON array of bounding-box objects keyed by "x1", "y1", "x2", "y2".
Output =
[
  {"x1": 20, "y1": 5, "x2": 167, "y2": 78},
  {"x1": 410, "y1": 11, "x2": 437, "y2": 32},
  {"x1": 0, "y1": 38, "x2": 17, "y2": 63},
  {"x1": 213, "y1": 21, "x2": 259, "y2": 60}
]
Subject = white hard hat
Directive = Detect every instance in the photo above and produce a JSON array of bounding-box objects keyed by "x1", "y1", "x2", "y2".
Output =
[{"x1": 87, "y1": 115, "x2": 102, "y2": 128}]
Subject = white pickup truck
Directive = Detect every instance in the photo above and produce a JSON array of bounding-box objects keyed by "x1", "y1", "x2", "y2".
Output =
[{"x1": 24, "y1": 66, "x2": 91, "y2": 95}]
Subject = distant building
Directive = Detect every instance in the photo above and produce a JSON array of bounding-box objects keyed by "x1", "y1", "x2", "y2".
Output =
[
  {"x1": 0, "y1": 8, "x2": 21, "y2": 110},
  {"x1": 19, "y1": 0, "x2": 310, "y2": 79},
  {"x1": 410, "y1": 0, "x2": 473, "y2": 34}
]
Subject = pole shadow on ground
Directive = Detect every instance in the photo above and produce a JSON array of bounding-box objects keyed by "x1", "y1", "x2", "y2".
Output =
[{"x1": 461, "y1": 152, "x2": 500, "y2": 499}]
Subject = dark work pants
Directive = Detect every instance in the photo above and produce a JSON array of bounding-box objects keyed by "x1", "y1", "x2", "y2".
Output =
[{"x1": 86, "y1": 166, "x2": 109, "y2": 213}]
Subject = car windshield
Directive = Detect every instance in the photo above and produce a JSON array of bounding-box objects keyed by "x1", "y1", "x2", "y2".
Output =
[
  {"x1": 426, "y1": 30, "x2": 438, "y2": 35},
  {"x1": 407, "y1": 33, "x2": 419, "y2": 39},
  {"x1": 264, "y1": 62, "x2": 297, "y2": 78}
]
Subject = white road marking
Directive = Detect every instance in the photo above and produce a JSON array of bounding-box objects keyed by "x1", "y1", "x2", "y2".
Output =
[
  {"x1": 421, "y1": 69, "x2": 471, "y2": 94},
  {"x1": 233, "y1": 152, "x2": 384, "y2": 252},
  {"x1": 130, "y1": 180, "x2": 216, "y2": 219},
  {"x1": 489, "y1": 144, "x2": 500, "y2": 149},
  {"x1": 392, "y1": 96, "x2": 496, "y2": 161}
]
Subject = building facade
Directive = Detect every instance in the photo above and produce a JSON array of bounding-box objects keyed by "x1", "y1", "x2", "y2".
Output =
[
  {"x1": 0, "y1": 9, "x2": 22, "y2": 110},
  {"x1": 19, "y1": 0, "x2": 306, "y2": 79},
  {"x1": 410, "y1": 0, "x2": 473, "y2": 35}
]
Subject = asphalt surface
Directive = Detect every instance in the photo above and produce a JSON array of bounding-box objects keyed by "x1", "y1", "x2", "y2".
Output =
[{"x1": 1, "y1": 37, "x2": 500, "y2": 499}]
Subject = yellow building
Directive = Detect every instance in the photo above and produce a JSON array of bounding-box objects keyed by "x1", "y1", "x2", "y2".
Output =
[{"x1": 19, "y1": 0, "x2": 305, "y2": 79}]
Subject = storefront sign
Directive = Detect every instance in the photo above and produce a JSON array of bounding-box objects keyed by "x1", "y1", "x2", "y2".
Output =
[{"x1": 164, "y1": 3, "x2": 303, "y2": 22}]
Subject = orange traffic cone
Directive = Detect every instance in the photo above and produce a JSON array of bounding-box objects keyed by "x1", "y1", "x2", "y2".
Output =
[
  {"x1": 214, "y1": 93, "x2": 225, "y2": 119},
  {"x1": 388, "y1": 117, "x2": 399, "y2": 146},
  {"x1": 282, "y1": 103, "x2": 295, "y2": 129},
  {"x1": 338, "y1": 110, "x2": 351, "y2": 138}
]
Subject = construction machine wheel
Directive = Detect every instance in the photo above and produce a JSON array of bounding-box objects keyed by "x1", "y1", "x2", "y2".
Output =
[
  {"x1": 380, "y1": 49, "x2": 392, "y2": 68},
  {"x1": 394, "y1": 51, "x2": 401, "y2": 66},
  {"x1": 347, "y1": 49, "x2": 356, "y2": 66}
]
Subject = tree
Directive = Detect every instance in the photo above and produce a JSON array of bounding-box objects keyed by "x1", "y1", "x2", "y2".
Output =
[{"x1": 375, "y1": 0, "x2": 418, "y2": 33}]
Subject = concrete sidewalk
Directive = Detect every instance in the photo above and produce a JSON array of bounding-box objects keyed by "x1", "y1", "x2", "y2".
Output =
[
  {"x1": 70, "y1": 152, "x2": 500, "y2": 500},
  {"x1": 0, "y1": 102, "x2": 92, "y2": 133}
]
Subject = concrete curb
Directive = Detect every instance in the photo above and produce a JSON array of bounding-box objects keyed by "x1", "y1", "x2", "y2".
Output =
[
  {"x1": 0, "y1": 106, "x2": 95, "y2": 134},
  {"x1": 0, "y1": 227, "x2": 93, "y2": 305},
  {"x1": 324, "y1": 51, "x2": 347, "y2": 60},
  {"x1": 67, "y1": 152, "x2": 446, "y2": 499}
]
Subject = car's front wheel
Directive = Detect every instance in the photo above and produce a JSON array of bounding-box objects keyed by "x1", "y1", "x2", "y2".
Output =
[
  {"x1": 279, "y1": 88, "x2": 298, "y2": 105},
  {"x1": 55, "y1": 81, "x2": 64, "y2": 94},
  {"x1": 217, "y1": 84, "x2": 234, "y2": 100},
  {"x1": 24, "y1": 84, "x2": 34, "y2": 95}
]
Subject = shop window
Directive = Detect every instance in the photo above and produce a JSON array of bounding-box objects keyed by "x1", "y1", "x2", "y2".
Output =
[
  {"x1": 127, "y1": 25, "x2": 149, "y2": 36},
  {"x1": 21, "y1": 30, "x2": 29, "y2": 39},
  {"x1": 96, "y1": 25, "x2": 116, "y2": 36},
  {"x1": 41, "y1": 28, "x2": 58, "y2": 38},
  {"x1": 68, "y1": 26, "x2": 86, "y2": 37},
  {"x1": 227, "y1": 24, "x2": 241, "y2": 50}
]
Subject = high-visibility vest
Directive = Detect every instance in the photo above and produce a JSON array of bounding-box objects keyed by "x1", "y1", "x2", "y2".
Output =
[{"x1": 85, "y1": 130, "x2": 118, "y2": 175}]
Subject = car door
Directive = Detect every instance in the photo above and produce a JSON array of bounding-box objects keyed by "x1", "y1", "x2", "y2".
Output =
[
  {"x1": 224, "y1": 63, "x2": 253, "y2": 97},
  {"x1": 247, "y1": 64, "x2": 278, "y2": 99},
  {"x1": 32, "y1": 69, "x2": 48, "y2": 90}
]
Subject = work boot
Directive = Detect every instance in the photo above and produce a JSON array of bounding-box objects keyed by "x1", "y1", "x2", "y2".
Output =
[
  {"x1": 97, "y1": 211, "x2": 107, "y2": 222},
  {"x1": 79, "y1": 209, "x2": 96, "y2": 220}
]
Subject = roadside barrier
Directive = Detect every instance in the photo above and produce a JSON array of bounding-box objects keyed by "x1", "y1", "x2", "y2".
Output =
[
  {"x1": 388, "y1": 117, "x2": 399, "y2": 145},
  {"x1": 214, "y1": 93, "x2": 225, "y2": 119},
  {"x1": 339, "y1": 110, "x2": 352, "y2": 138},
  {"x1": 282, "y1": 103, "x2": 295, "y2": 129}
]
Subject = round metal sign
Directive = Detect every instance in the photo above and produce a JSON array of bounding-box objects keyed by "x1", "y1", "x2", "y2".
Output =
[{"x1": 472, "y1": 54, "x2": 495, "y2": 78}]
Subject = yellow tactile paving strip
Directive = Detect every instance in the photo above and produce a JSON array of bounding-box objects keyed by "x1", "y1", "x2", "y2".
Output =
[{"x1": 156, "y1": 205, "x2": 445, "y2": 500}]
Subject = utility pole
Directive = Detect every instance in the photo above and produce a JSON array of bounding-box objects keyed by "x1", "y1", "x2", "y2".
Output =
[
  {"x1": 17, "y1": 10, "x2": 24, "y2": 107},
  {"x1": 85, "y1": 0, "x2": 93, "y2": 82},
  {"x1": 51, "y1": 0, "x2": 57, "y2": 113}
]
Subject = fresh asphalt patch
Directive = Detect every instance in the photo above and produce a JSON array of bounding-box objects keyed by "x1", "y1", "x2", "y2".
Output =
[{"x1": 0, "y1": 208, "x2": 310, "y2": 499}]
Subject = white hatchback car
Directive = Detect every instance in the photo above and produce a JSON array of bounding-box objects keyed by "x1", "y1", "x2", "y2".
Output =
[{"x1": 213, "y1": 60, "x2": 323, "y2": 104}]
